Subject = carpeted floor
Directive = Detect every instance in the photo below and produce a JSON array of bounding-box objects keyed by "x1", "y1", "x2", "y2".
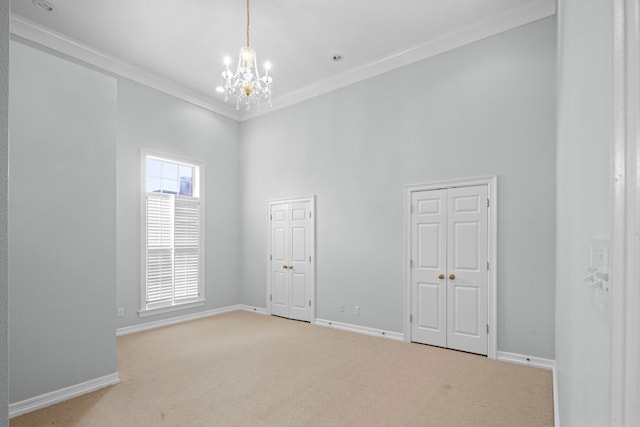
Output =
[{"x1": 11, "y1": 311, "x2": 553, "y2": 426}]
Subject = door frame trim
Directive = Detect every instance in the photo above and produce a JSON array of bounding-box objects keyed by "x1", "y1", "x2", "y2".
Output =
[
  {"x1": 611, "y1": 1, "x2": 640, "y2": 424},
  {"x1": 403, "y1": 176, "x2": 497, "y2": 359},
  {"x1": 266, "y1": 195, "x2": 316, "y2": 321}
]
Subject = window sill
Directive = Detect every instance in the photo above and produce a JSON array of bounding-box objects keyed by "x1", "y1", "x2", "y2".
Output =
[{"x1": 138, "y1": 299, "x2": 206, "y2": 318}]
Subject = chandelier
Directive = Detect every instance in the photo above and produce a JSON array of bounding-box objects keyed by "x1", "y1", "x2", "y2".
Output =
[{"x1": 216, "y1": 0, "x2": 273, "y2": 111}]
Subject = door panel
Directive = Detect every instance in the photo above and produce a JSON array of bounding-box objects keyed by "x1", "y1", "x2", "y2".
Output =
[
  {"x1": 454, "y1": 194, "x2": 480, "y2": 213},
  {"x1": 453, "y1": 222, "x2": 480, "y2": 270},
  {"x1": 418, "y1": 198, "x2": 441, "y2": 215},
  {"x1": 447, "y1": 185, "x2": 488, "y2": 355},
  {"x1": 418, "y1": 283, "x2": 442, "y2": 331},
  {"x1": 291, "y1": 273, "x2": 307, "y2": 309},
  {"x1": 292, "y1": 227, "x2": 306, "y2": 262},
  {"x1": 411, "y1": 189, "x2": 447, "y2": 348},
  {"x1": 271, "y1": 270, "x2": 288, "y2": 317},
  {"x1": 273, "y1": 208, "x2": 286, "y2": 221},
  {"x1": 452, "y1": 285, "x2": 480, "y2": 335},
  {"x1": 273, "y1": 228, "x2": 286, "y2": 261},
  {"x1": 291, "y1": 207, "x2": 306, "y2": 221},
  {"x1": 418, "y1": 223, "x2": 441, "y2": 268}
]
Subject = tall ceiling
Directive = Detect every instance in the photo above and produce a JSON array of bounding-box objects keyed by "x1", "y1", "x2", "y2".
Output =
[{"x1": 10, "y1": 0, "x2": 556, "y2": 120}]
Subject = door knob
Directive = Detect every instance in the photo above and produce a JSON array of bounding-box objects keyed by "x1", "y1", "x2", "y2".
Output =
[
  {"x1": 288, "y1": 265, "x2": 294, "y2": 270},
  {"x1": 282, "y1": 265, "x2": 289, "y2": 270},
  {"x1": 438, "y1": 273, "x2": 445, "y2": 280},
  {"x1": 449, "y1": 273, "x2": 456, "y2": 280}
]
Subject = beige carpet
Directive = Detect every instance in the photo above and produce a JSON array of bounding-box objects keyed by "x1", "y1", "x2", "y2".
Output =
[{"x1": 11, "y1": 311, "x2": 553, "y2": 426}]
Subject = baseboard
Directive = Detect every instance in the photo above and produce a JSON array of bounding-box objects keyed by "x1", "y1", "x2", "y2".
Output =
[
  {"x1": 496, "y1": 351, "x2": 556, "y2": 370},
  {"x1": 314, "y1": 318, "x2": 404, "y2": 342},
  {"x1": 116, "y1": 305, "x2": 243, "y2": 336},
  {"x1": 237, "y1": 305, "x2": 267, "y2": 315},
  {"x1": 9, "y1": 372, "x2": 120, "y2": 418},
  {"x1": 553, "y1": 364, "x2": 560, "y2": 426}
]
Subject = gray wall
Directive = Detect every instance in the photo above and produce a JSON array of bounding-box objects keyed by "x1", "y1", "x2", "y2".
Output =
[
  {"x1": 556, "y1": 0, "x2": 612, "y2": 424},
  {"x1": 8, "y1": 41, "x2": 118, "y2": 403},
  {"x1": 7, "y1": 39, "x2": 242, "y2": 405},
  {"x1": 241, "y1": 17, "x2": 557, "y2": 358},
  {"x1": 116, "y1": 79, "x2": 242, "y2": 329},
  {"x1": 0, "y1": 0, "x2": 9, "y2": 423}
]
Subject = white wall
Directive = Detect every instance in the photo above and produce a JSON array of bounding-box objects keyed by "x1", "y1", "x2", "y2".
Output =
[
  {"x1": 241, "y1": 17, "x2": 557, "y2": 358},
  {"x1": 116, "y1": 78, "x2": 241, "y2": 329},
  {"x1": 8, "y1": 41, "x2": 118, "y2": 403},
  {"x1": 0, "y1": 0, "x2": 9, "y2": 423},
  {"x1": 556, "y1": 0, "x2": 613, "y2": 425}
]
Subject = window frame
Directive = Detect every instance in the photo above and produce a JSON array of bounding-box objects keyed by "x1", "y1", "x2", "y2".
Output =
[{"x1": 139, "y1": 149, "x2": 205, "y2": 317}]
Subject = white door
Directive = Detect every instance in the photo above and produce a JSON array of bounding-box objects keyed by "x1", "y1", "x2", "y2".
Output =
[
  {"x1": 411, "y1": 185, "x2": 489, "y2": 355},
  {"x1": 446, "y1": 185, "x2": 488, "y2": 355},
  {"x1": 269, "y1": 200, "x2": 314, "y2": 322},
  {"x1": 270, "y1": 204, "x2": 289, "y2": 318},
  {"x1": 411, "y1": 189, "x2": 447, "y2": 347}
]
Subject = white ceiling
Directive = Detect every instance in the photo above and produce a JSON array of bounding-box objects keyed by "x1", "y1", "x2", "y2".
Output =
[{"x1": 10, "y1": 0, "x2": 556, "y2": 120}]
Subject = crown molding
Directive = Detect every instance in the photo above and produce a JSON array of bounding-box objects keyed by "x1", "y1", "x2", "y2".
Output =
[
  {"x1": 10, "y1": 0, "x2": 555, "y2": 123},
  {"x1": 9, "y1": 14, "x2": 240, "y2": 121},
  {"x1": 241, "y1": 0, "x2": 556, "y2": 121}
]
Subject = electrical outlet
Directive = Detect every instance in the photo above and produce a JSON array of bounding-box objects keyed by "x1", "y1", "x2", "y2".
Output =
[
  {"x1": 355, "y1": 306, "x2": 360, "y2": 315},
  {"x1": 117, "y1": 308, "x2": 124, "y2": 317},
  {"x1": 339, "y1": 303, "x2": 345, "y2": 312}
]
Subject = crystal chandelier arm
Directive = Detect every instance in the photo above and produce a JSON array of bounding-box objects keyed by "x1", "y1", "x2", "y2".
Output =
[{"x1": 253, "y1": 54, "x2": 261, "y2": 84}]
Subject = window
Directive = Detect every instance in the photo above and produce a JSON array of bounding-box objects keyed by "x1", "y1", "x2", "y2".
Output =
[{"x1": 141, "y1": 153, "x2": 204, "y2": 315}]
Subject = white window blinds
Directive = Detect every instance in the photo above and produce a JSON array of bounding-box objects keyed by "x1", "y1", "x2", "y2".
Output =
[
  {"x1": 146, "y1": 193, "x2": 174, "y2": 304},
  {"x1": 144, "y1": 172, "x2": 202, "y2": 311},
  {"x1": 174, "y1": 196, "x2": 200, "y2": 301}
]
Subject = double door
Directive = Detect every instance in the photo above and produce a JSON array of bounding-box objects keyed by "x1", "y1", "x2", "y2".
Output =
[
  {"x1": 411, "y1": 185, "x2": 489, "y2": 355},
  {"x1": 269, "y1": 200, "x2": 314, "y2": 322}
]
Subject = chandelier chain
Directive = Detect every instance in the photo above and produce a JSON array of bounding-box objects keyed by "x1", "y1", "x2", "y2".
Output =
[{"x1": 246, "y1": 0, "x2": 250, "y2": 47}]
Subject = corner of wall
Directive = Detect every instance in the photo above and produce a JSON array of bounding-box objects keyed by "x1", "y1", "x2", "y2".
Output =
[{"x1": 0, "y1": 0, "x2": 9, "y2": 423}]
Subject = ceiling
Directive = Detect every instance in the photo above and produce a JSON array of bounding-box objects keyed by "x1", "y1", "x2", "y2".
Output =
[{"x1": 10, "y1": 0, "x2": 556, "y2": 120}]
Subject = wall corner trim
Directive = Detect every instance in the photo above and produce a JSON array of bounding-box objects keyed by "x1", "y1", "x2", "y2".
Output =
[
  {"x1": 314, "y1": 318, "x2": 404, "y2": 342},
  {"x1": 9, "y1": 372, "x2": 120, "y2": 419},
  {"x1": 553, "y1": 363, "x2": 560, "y2": 427}
]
